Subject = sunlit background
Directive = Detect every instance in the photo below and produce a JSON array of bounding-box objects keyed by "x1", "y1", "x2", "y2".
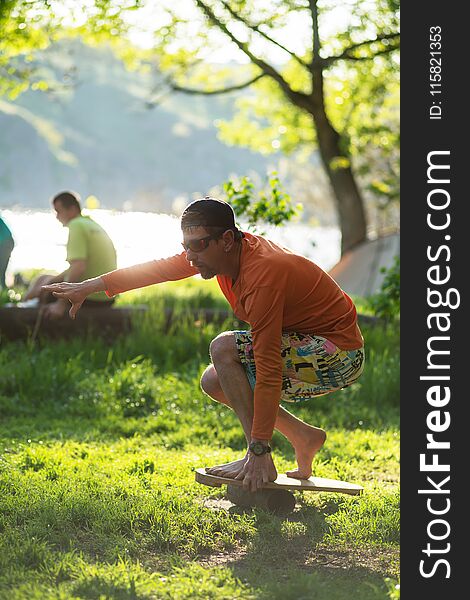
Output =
[{"x1": 2, "y1": 208, "x2": 341, "y2": 281}]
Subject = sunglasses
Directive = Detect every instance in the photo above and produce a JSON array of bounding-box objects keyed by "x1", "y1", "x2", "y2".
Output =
[{"x1": 181, "y1": 233, "x2": 223, "y2": 253}]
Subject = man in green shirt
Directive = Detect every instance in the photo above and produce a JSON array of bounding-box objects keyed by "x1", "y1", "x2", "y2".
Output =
[{"x1": 24, "y1": 191, "x2": 117, "y2": 319}]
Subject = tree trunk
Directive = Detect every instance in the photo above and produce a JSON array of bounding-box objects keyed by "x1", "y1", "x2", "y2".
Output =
[{"x1": 309, "y1": 71, "x2": 367, "y2": 255}]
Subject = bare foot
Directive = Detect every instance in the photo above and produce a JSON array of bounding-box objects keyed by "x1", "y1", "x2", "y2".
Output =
[
  {"x1": 286, "y1": 427, "x2": 326, "y2": 480},
  {"x1": 205, "y1": 455, "x2": 248, "y2": 479}
]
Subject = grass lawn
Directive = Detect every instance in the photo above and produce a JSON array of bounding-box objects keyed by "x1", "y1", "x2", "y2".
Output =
[{"x1": 0, "y1": 281, "x2": 400, "y2": 599}]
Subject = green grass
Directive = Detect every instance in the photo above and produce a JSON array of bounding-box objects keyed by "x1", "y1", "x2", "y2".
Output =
[{"x1": 0, "y1": 281, "x2": 400, "y2": 599}]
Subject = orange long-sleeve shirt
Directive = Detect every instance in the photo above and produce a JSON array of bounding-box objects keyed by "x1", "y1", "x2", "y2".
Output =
[{"x1": 101, "y1": 233, "x2": 363, "y2": 440}]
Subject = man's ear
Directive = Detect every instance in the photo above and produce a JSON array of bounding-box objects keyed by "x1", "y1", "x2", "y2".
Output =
[{"x1": 222, "y1": 230, "x2": 235, "y2": 252}]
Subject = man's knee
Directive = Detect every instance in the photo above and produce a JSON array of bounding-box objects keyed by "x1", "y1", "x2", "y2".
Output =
[
  {"x1": 209, "y1": 332, "x2": 238, "y2": 365},
  {"x1": 200, "y1": 364, "x2": 221, "y2": 398}
]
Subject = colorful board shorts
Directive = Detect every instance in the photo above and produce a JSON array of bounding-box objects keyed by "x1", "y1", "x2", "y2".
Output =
[{"x1": 234, "y1": 330, "x2": 365, "y2": 403}]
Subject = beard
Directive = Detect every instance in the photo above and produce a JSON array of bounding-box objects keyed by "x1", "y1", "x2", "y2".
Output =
[
  {"x1": 199, "y1": 269, "x2": 216, "y2": 280},
  {"x1": 191, "y1": 261, "x2": 216, "y2": 280}
]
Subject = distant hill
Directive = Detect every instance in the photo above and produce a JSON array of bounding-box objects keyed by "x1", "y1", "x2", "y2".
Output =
[{"x1": 0, "y1": 39, "x2": 280, "y2": 213}]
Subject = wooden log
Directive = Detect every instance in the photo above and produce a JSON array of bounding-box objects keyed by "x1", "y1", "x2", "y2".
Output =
[
  {"x1": 0, "y1": 302, "x2": 381, "y2": 342},
  {"x1": 0, "y1": 305, "x2": 147, "y2": 341}
]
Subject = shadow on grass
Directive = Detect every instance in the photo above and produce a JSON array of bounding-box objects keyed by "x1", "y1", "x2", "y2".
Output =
[{"x1": 194, "y1": 502, "x2": 398, "y2": 599}]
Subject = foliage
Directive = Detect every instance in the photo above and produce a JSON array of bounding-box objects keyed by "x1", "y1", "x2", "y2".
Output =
[
  {"x1": 222, "y1": 171, "x2": 302, "y2": 232},
  {"x1": 0, "y1": 0, "x2": 52, "y2": 98},
  {"x1": 367, "y1": 255, "x2": 400, "y2": 321},
  {"x1": 323, "y1": 61, "x2": 400, "y2": 227},
  {"x1": 0, "y1": 0, "x2": 144, "y2": 98}
]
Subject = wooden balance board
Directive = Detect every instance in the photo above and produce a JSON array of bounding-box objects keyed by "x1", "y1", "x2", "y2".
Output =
[{"x1": 195, "y1": 468, "x2": 363, "y2": 515}]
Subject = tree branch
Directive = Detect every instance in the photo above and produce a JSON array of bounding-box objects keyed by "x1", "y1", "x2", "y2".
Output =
[
  {"x1": 308, "y1": 0, "x2": 321, "y2": 69},
  {"x1": 194, "y1": 0, "x2": 307, "y2": 105},
  {"x1": 219, "y1": 1, "x2": 309, "y2": 68},
  {"x1": 337, "y1": 45, "x2": 400, "y2": 62},
  {"x1": 169, "y1": 72, "x2": 267, "y2": 95},
  {"x1": 326, "y1": 33, "x2": 400, "y2": 65}
]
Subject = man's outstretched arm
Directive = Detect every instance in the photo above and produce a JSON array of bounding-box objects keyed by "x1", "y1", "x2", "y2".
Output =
[{"x1": 42, "y1": 252, "x2": 198, "y2": 319}]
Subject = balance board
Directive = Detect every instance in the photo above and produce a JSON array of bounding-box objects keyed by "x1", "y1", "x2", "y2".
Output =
[{"x1": 195, "y1": 468, "x2": 363, "y2": 514}]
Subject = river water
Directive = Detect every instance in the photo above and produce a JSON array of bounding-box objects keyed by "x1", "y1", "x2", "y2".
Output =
[{"x1": 1, "y1": 208, "x2": 341, "y2": 283}]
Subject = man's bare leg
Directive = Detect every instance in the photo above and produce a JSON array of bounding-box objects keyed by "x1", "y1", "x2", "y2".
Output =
[
  {"x1": 202, "y1": 333, "x2": 326, "y2": 480},
  {"x1": 204, "y1": 332, "x2": 277, "y2": 481}
]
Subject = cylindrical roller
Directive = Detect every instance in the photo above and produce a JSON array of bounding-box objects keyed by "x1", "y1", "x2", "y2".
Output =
[{"x1": 226, "y1": 484, "x2": 296, "y2": 515}]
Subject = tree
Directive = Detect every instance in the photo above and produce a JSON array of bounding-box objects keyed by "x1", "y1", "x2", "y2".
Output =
[{"x1": 153, "y1": 0, "x2": 400, "y2": 253}]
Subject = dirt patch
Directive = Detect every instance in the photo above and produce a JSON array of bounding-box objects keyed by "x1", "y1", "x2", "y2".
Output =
[
  {"x1": 200, "y1": 497, "x2": 235, "y2": 512},
  {"x1": 198, "y1": 545, "x2": 249, "y2": 568}
]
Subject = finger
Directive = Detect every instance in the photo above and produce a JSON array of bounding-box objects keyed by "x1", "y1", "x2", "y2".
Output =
[
  {"x1": 52, "y1": 290, "x2": 73, "y2": 298},
  {"x1": 242, "y1": 476, "x2": 251, "y2": 491},
  {"x1": 69, "y1": 302, "x2": 83, "y2": 320},
  {"x1": 261, "y1": 469, "x2": 269, "y2": 483},
  {"x1": 254, "y1": 471, "x2": 264, "y2": 489}
]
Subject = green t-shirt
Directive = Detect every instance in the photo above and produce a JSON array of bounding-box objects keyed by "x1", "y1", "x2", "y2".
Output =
[{"x1": 66, "y1": 215, "x2": 117, "y2": 301}]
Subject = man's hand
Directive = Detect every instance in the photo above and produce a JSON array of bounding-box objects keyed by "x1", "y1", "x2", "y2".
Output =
[
  {"x1": 234, "y1": 452, "x2": 277, "y2": 493},
  {"x1": 41, "y1": 300, "x2": 67, "y2": 320},
  {"x1": 42, "y1": 277, "x2": 105, "y2": 319},
  {"x1": 41, "y1": 282, "x2": 87, "y2": 319}
]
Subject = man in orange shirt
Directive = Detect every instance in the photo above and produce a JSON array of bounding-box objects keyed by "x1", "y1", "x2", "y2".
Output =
[{"x1": 43, "y1": 197, "x2": 364, "y2": 492}]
